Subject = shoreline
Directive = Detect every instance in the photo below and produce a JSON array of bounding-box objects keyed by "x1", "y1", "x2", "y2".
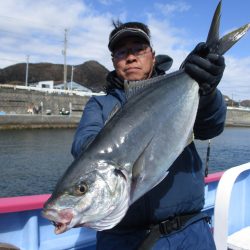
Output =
[
  {"x1": 0, "y1": 112, "x2": 250, "y2": 130},
  {"x1": 0, "y1": 114, "x2": 81, "y2": 130},
  {"x1": 225, "y1": 124, "x2": 250, "y2": 128},
  {"x1": 1, "y1": 85, "x2": 250, "y2": 129}
]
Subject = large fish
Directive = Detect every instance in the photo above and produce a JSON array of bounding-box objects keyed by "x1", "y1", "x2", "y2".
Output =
[{"x1": 43, "y1": 1, "x2": 250, "y2": 234}]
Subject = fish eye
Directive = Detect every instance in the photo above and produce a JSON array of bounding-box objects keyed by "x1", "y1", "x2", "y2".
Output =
[
  {"x1": 75, "y1": 182, "x2": 88, "y2": 196},
  {"x1": 114, "y1": 168, "x2": 127, "y2": 180}
]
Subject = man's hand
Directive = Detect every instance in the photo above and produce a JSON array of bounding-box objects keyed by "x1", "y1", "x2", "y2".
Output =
[{"x1": 182, "y1": 42, "x2": 225, "y2": 96}]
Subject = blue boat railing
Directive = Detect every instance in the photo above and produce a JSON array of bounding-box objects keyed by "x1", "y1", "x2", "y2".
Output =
[{"x1": 0, "y1": 171, "x2": 226, "y2": 250}]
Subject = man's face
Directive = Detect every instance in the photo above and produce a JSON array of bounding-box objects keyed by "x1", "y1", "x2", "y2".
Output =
[{"x1": 112, "y1": 37, "x2": 155, "y2": 81}]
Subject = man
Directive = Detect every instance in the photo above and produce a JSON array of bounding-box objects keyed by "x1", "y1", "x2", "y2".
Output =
[{"x1": 71, "y1": 21, "x2": 226, "y2": 250}]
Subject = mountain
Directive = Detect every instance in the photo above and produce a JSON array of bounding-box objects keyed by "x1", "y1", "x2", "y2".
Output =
[
  {"x1": 0, "y1": 60, "x2": 109, "y2": 92},
  {"x1": 1, "y1": 62, "x2": 249, "y2": 107},
  {"x1": 240, "y1": 100, "x2": 250, "y2": 108}
]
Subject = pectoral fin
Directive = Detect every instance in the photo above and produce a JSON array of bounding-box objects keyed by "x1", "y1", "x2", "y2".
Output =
[{"x1": 132, "y1": 137, "x2": 154, "y2": 184}]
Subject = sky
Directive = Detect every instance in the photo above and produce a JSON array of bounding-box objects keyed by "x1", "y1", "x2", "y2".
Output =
[{"x1": 0, "y1": 0, "x2": 249, "y2": 100}]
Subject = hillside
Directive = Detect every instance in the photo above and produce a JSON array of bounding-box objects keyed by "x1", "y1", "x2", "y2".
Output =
[
  {"x1": 0, "y1": 60, "x2": 109, "y2": 92},
  {"x1": 0, "y1": 62, "x2": 250, "y2": 107}
]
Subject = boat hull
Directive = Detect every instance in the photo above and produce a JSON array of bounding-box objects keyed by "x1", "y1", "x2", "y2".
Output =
[{"x1": 1, "y1": 167, "x2": 249, "y2": 250}]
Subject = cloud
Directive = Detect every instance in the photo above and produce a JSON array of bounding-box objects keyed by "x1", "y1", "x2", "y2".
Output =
[
  {"x1": 154, "y1": 1, "x2": 191, "y2": 16},
  {"x1": 0, "y1": 0, "x2": 249, "y2": 100},
  {"x1": 98, "y1": 0, "x2": 122, "y2": 6},
  {"x1": 144, "y1": 11, "x2": 250, "y2": 101},
  {"x1": 0, "y1": 0, "x2": 114, "y2": 68},
  {"x1": 146, "y1": 15, "x2": 190, "y2": 70},
  {"x1": 219, "y1": 56, "x2": 250, "y2": 100}
]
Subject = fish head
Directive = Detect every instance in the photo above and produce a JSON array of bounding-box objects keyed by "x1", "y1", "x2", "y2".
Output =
[{"x1": 42, "y1": 159, "x2": 131, "y2": 233}]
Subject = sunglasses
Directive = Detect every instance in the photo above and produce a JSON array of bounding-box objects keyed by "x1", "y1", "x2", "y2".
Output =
[{"x1": 112, "y1": 44, "x2": 150, "y2": 60}]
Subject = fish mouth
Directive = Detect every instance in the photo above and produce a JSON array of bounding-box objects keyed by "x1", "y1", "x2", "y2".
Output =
[
  {"x1": 51, "y1": 220, "x2": 69, "y2": 234},
  {"x1": 42, "y1": 208, "x2": 74, "y2": 234}
]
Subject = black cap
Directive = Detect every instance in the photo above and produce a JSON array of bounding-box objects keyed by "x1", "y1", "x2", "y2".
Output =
[{"x1": 108, "y1": 23, "x2": 152, "y2": 52}]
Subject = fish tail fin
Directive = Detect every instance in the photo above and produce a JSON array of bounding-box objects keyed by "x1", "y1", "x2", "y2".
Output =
[{"x1": 206, "y1": 0, "x2": 250, "y2": 55}]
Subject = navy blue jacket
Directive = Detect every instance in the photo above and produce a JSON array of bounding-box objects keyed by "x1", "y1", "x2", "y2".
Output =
[{"x1": 71, "y1": 61, "x2": 226, "y2": 228}]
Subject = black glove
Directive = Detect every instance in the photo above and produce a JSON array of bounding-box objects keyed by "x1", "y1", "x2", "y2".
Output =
[{"x1": 182, "y1": 42, "x2": 225, "y2": 96}]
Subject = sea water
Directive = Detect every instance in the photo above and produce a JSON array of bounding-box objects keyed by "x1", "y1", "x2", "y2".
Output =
[{"x1": 0, "y1": 127, "x2": 249, "y2": 197}]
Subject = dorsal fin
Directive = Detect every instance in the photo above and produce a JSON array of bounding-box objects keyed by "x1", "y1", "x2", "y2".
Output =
[
  {"x1": 124, "y1": 75, "x2": 167, "y2": 100},
  {"x1": 124, "y1": 79, "x2": 152, "y2": 100}
]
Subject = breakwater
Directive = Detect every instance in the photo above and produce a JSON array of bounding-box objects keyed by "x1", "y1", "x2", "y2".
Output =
[
  {"x1": 1, "y1": 86, "x2": 250, "y2": 129},
  {"x1": 0, "y1": 114, "x2": 81, "y2": 129},
  {"x1": 1, "y1": 109, "x2": 250, "y2": 130},
  {"x1": 226, "y1": 108, "x2": 250, "y2": 127},
  {"x1": 0, "y1": 85, "x2": 89, "y2": 129},
  {"x1": 0, "y1": 84, "x2": 89, "y2": 116}
]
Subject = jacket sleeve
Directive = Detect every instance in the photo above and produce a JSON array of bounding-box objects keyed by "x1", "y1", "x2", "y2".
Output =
[
  {"x1": 193, "y1": 88, "x2": 227, "y2": 140},
  {"x1": 71, "y1": 97, "x2": 104, "y2": 159}
]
